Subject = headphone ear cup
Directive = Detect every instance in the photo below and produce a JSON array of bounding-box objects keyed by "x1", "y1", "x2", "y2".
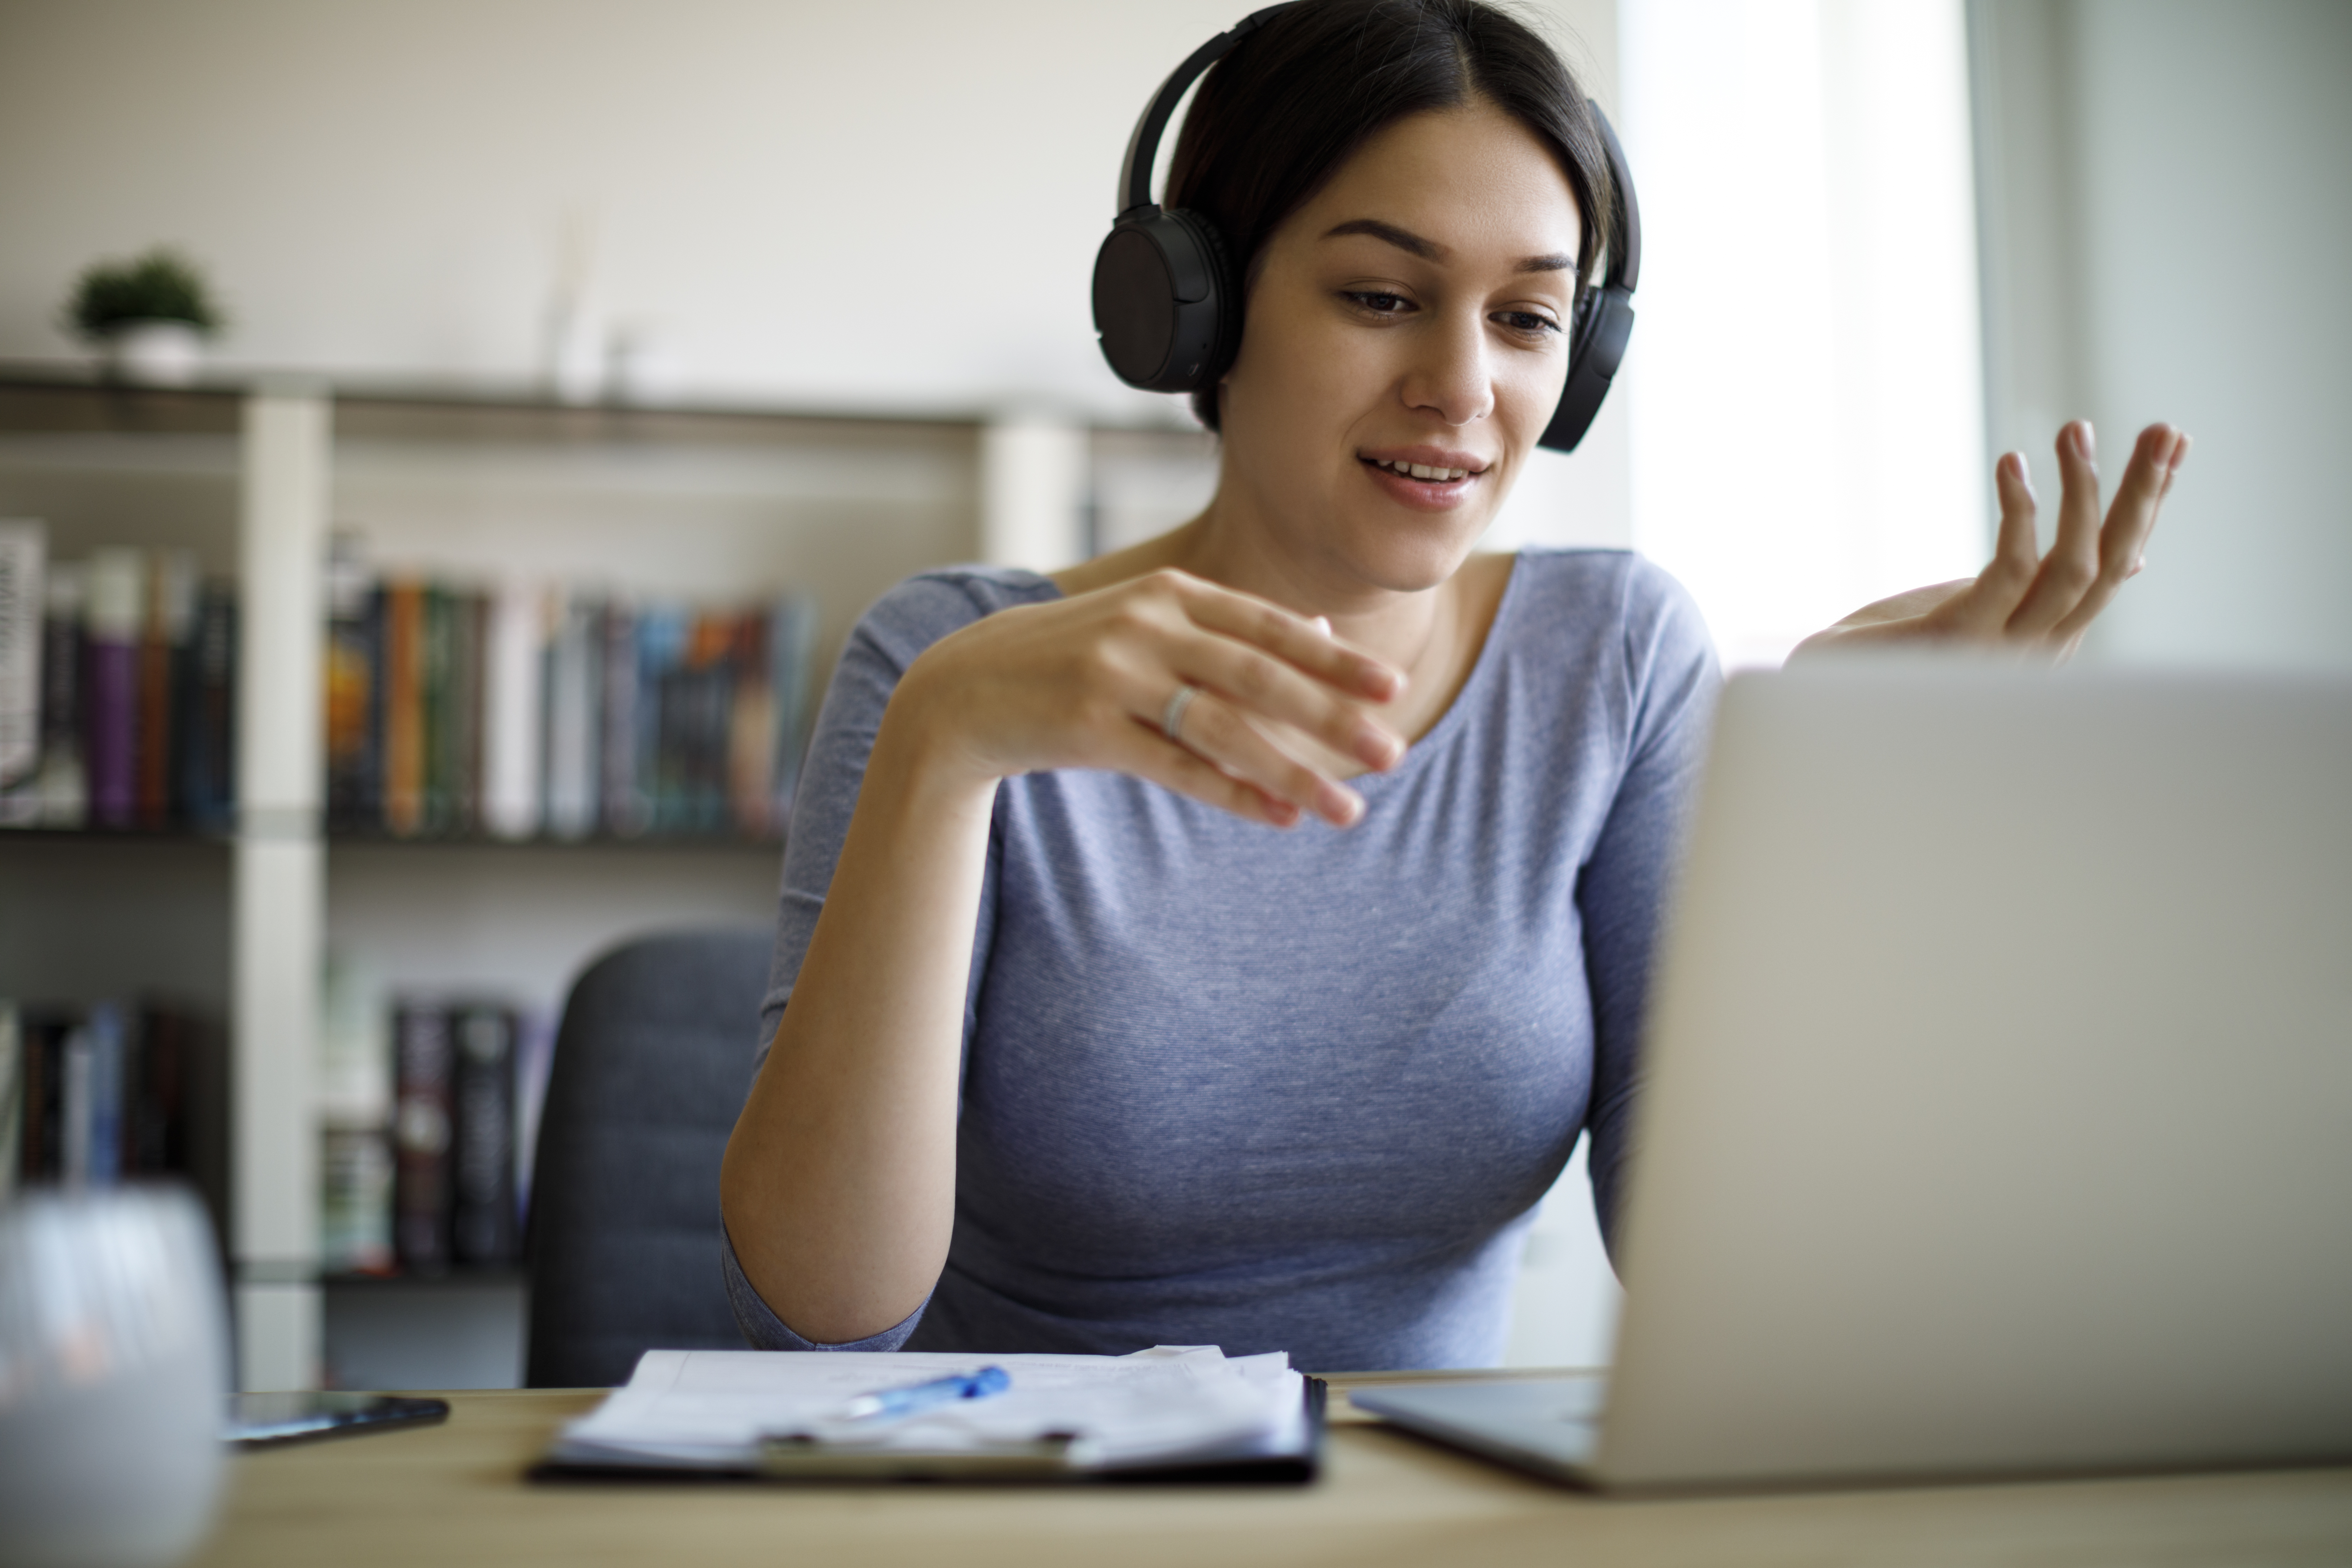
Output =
[
  {"x1": 1170, "y1": 208, "x2": 1242, "y2": 387},
  {"x1": 1092, "y1": 208, "x2": 1238, "y2": 393},
  {"x1": 1539, "y1": 285, "x2": 1635, "y2": 453}
]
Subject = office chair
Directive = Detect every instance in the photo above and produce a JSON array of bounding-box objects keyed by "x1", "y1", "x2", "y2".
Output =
[{"x1": 523, "y1": 927, "x2": 771, "y2": 1387}]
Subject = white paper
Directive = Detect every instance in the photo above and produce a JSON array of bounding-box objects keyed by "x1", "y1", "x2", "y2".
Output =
[{"x1": 554, "y1": 1345, "x2": 1304, "y2": 1472}]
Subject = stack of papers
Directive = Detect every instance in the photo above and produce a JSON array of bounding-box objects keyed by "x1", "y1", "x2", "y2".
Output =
[{"x1": 547, "y1": 1346, "x2": 1312, "y2": 1477}]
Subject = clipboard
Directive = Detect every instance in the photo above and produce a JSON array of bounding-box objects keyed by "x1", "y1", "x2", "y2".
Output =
[{"x1": 528, "y1": 1377, "x2": 1325, "y2": 1486}]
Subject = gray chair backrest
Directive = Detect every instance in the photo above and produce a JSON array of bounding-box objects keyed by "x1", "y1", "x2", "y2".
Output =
[{"x1": 524, "y1": 927, "x2": 770, "y2": 1387}]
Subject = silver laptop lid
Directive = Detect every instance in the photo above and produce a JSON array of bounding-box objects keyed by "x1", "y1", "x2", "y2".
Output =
[{"x1": 1597, "y1": 661, "x2": 2352, "y2": 1490}]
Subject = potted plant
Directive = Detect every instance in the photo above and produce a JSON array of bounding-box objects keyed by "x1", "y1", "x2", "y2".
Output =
[{"x1": 64, "y1": 248, "x2": 227, "y2": 386}]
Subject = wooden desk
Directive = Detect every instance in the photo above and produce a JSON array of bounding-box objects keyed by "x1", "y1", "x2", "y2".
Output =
[{"x1": 193, "y1": 1375, "x2": 2352, "y2": 1567}]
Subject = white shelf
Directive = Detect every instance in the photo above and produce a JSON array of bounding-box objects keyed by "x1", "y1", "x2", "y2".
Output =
[{"x1": 0, "y1": 370, "x2": 1220, "y2": 1391}]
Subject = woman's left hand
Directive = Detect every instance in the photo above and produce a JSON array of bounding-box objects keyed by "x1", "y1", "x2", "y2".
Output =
[{"x1": 1791, "y1": 421, "x2": 2191, "y2": 663}]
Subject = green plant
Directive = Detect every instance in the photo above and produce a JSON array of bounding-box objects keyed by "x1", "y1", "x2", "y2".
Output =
[{"x1": 64, "y1": 248, "x2": 226, "y2": 340}]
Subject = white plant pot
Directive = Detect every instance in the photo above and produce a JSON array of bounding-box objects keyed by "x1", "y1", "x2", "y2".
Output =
[
  {"x1": 104, "y1": 320, "x2": 206, "y2": 387},
  {"x1": 0, "y1": 1187, "x2": 231, "y2": 1568}
]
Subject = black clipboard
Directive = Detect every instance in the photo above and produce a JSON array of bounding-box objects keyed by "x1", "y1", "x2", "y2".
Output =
[{"x1": 527, "y1": 1377, "x2": 1325, "y2": 1486}]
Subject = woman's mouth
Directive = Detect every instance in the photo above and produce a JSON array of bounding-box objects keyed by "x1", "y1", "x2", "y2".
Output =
[
  {"x1": 1357, "y1": 450, "x2": 1489, "y2": 510},
  {"x1": 1365, "y1": 456, "x2": 1474, "y2": 482}
]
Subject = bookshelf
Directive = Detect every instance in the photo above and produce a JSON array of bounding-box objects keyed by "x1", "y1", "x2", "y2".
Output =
[{"x1": 0, "y1": 368, "x2": 1218, "y2": 1389}]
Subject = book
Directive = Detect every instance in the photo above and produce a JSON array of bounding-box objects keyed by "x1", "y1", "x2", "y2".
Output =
[
  {"x1": 180, "y1": 582, "x2": 237, "y2": 832},
  {"x1": 634, "y1": 603, "x2": 686, "y2": 833},
  {"x1": 728, "y1": 610, "x2": 778, "y2": 837},
  {"x1": 324, "y1": 537, "x2": 379, "y2": 831},
  {"x1": 84, "y1": 1002, "x2": 125, "y2": 1185},
  {"x1": 0, "y1": 1001, "x2": 19, "y2": 1202},
  {"x1": 0, "y1": 520, "x2": 42, "y2": 797},
  {"x1": 449, "y1": 1004, "x2": 516, "y2": 1265},
  {"x1": 481, "y1": 581, "x2": 544, "y2": 839},
  {"x1": 448, "y1": 588, "x2": 486, "y2": 834},
  {"x1": 600, "y1": 598, "x2": 642, "y2": 836},
  {"x1": 321, "y1": 1127, "x2": 396, "y2": 1274},
  {"x1": 34, "y1": 563, "x2": 88, "y2": 827},
  {"x1": 84, "y1": 549, "x2": 145, "y2": 829},
  {"x1": 137, "y1": 550, "x2": 197, "y2": 830},
  {"x1": 392, "y1": 1002, "x2": 454, "y2": 1271},
  {"x1": 381, "y1": 581, "x2": 426, "y2": 835},
  {"x1": 542, "y1": 589, "x2": 602, "y2": 839}
]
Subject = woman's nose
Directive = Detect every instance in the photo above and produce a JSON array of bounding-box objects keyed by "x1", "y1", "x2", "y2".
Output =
[{"x1": 1399, "y1": 312, "x2": 1494, "y2": 427}]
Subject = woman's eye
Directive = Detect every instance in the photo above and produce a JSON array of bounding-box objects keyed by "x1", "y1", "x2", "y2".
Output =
[
  {"x1": 1496, "y1": 310, "x2": 1560, "y2": 336},
  {"x1": 1345, "y1": 291, "x2": 1413, "y2": 316}
]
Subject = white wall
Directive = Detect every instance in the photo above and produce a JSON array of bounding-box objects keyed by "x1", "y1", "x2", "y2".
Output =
[
  {"x1": 1971, "y1": 0, "x2": 2352, "y2": 673},
  {"x1": 0, "y1": 2, "x2": 1611, "y2": 419}
]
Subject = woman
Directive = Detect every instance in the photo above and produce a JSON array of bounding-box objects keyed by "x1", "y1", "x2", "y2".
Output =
[{"x1": 719, "y1": 0, "x2": 2188, "y2": 1370}]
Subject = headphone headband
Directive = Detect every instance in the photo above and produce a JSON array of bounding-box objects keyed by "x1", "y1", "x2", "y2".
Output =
[{"x1": 1116, "y1": 5, "x2": 1296, "y2": 217}]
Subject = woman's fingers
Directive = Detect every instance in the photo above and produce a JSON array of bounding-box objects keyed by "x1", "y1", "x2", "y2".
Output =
[
  {"x1": 1943, "y1": 451, "x2": 2043, "y2": 634},
  {"x1": 2046, "y1": 425, "x2": 2186, "y2": 645},
  {"x1": 1098, "y1": 719, "x2": 1303, "y2": 828},
  {"x1": 1171, "y1": 627, "x2": 1404, "y2": 770},
  {"x1": 1172, "y1": 572, "x2": 1406, "y2": 703},
  {"x1": 2004, "y1": 421, "x2": 2106, "y2": 638},
  {"x1": 1149, "y1": 682, "x2": 1364, "y2": 825}
]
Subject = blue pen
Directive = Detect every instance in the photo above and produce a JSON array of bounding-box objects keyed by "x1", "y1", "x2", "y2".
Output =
[{"x1": 838, "y1": 1365, "x2": 1011, "y2": 1422}]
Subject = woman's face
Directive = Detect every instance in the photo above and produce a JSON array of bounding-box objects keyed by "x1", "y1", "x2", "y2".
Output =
[{"x1": 1215, "y1": 98, "x2": 1584, "y2": 595}]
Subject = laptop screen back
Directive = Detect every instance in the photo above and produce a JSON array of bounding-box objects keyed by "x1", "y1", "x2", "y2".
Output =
[{"x1": 1598, "y1": 662, "x2": 2352, "y2": 1489}]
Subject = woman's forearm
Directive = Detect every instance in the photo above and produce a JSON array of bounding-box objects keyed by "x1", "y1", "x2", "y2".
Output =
[{"x1": 719, "y1": 685, "x2": 1001, "y2": 1344}]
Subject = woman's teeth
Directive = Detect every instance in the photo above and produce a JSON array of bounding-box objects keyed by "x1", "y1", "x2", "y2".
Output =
[{"x1": 1371, "y1": 458, "x2": 1471, "y2": 482}]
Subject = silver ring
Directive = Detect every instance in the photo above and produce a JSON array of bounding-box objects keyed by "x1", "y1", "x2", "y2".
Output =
[{"x1": 1161, "y1": 683, "x2": 1200, "y2": 744}]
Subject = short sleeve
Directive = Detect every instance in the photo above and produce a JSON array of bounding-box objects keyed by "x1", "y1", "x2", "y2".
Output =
[{"x1": 755, "y1": 571, "x2": 1051, "y2": 1060}]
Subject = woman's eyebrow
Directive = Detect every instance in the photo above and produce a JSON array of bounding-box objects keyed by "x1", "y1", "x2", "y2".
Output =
[
  {"x1": 1322, "y1": 218, "x2": 1574, "y2": 274},
  {"x1": 1322, "y1": 218, "x2": 1443, "y2": 259}
]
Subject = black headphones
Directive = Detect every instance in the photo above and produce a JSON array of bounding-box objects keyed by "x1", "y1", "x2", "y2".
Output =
[{"x1": 1090, "y1": 2, "x2": 1641, "y2": 454}]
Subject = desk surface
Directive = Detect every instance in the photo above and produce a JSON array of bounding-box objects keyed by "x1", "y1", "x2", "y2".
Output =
[{"x1": 194, "y1": 1375, "x2": 2352, "y2": 1568}]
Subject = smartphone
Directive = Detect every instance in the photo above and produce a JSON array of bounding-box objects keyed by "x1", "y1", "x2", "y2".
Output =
[{"x1": 225, "y1": 1391, "x2": 451, "y2": 1449}]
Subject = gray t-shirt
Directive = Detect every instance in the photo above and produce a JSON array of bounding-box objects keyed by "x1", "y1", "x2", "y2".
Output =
[{"x1": 723, "y1": 548, "x2": 1718, "y2": 1370}]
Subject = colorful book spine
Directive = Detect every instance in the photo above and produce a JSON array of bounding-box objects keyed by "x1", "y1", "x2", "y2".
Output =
[
  {"x1": 0, "y1": 520, "x2": 42, "y2": 799},
  {"x1": 381, "y1": 581, "x2": 425, "y2": 835},
  {"x1": 324, "y1": 539, "x2": 378, "y2": 831},
  {"x1": 83, "y1": 549, "x2": 145, "y2": 829},
  {"x1": 449, "y1": 1004, "x2": 516, "y2": 1265},
  {"x1": 392, "y1": 1002, "x2": 453, "y2": 1271}
]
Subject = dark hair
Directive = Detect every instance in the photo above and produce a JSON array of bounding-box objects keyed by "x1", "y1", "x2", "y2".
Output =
[{"x1": 1166, "y1": 0, "x2": 1615, "y2": 432}]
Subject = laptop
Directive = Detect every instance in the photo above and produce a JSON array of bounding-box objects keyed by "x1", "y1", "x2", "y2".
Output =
[{"x1": 1352, "y1": 659, "x2": 2352, "y2": 1491}]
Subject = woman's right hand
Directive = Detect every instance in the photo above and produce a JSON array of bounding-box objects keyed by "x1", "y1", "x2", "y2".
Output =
[{"x1": 888, "y1": 567, "x2": 1410, "y2": 828}]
